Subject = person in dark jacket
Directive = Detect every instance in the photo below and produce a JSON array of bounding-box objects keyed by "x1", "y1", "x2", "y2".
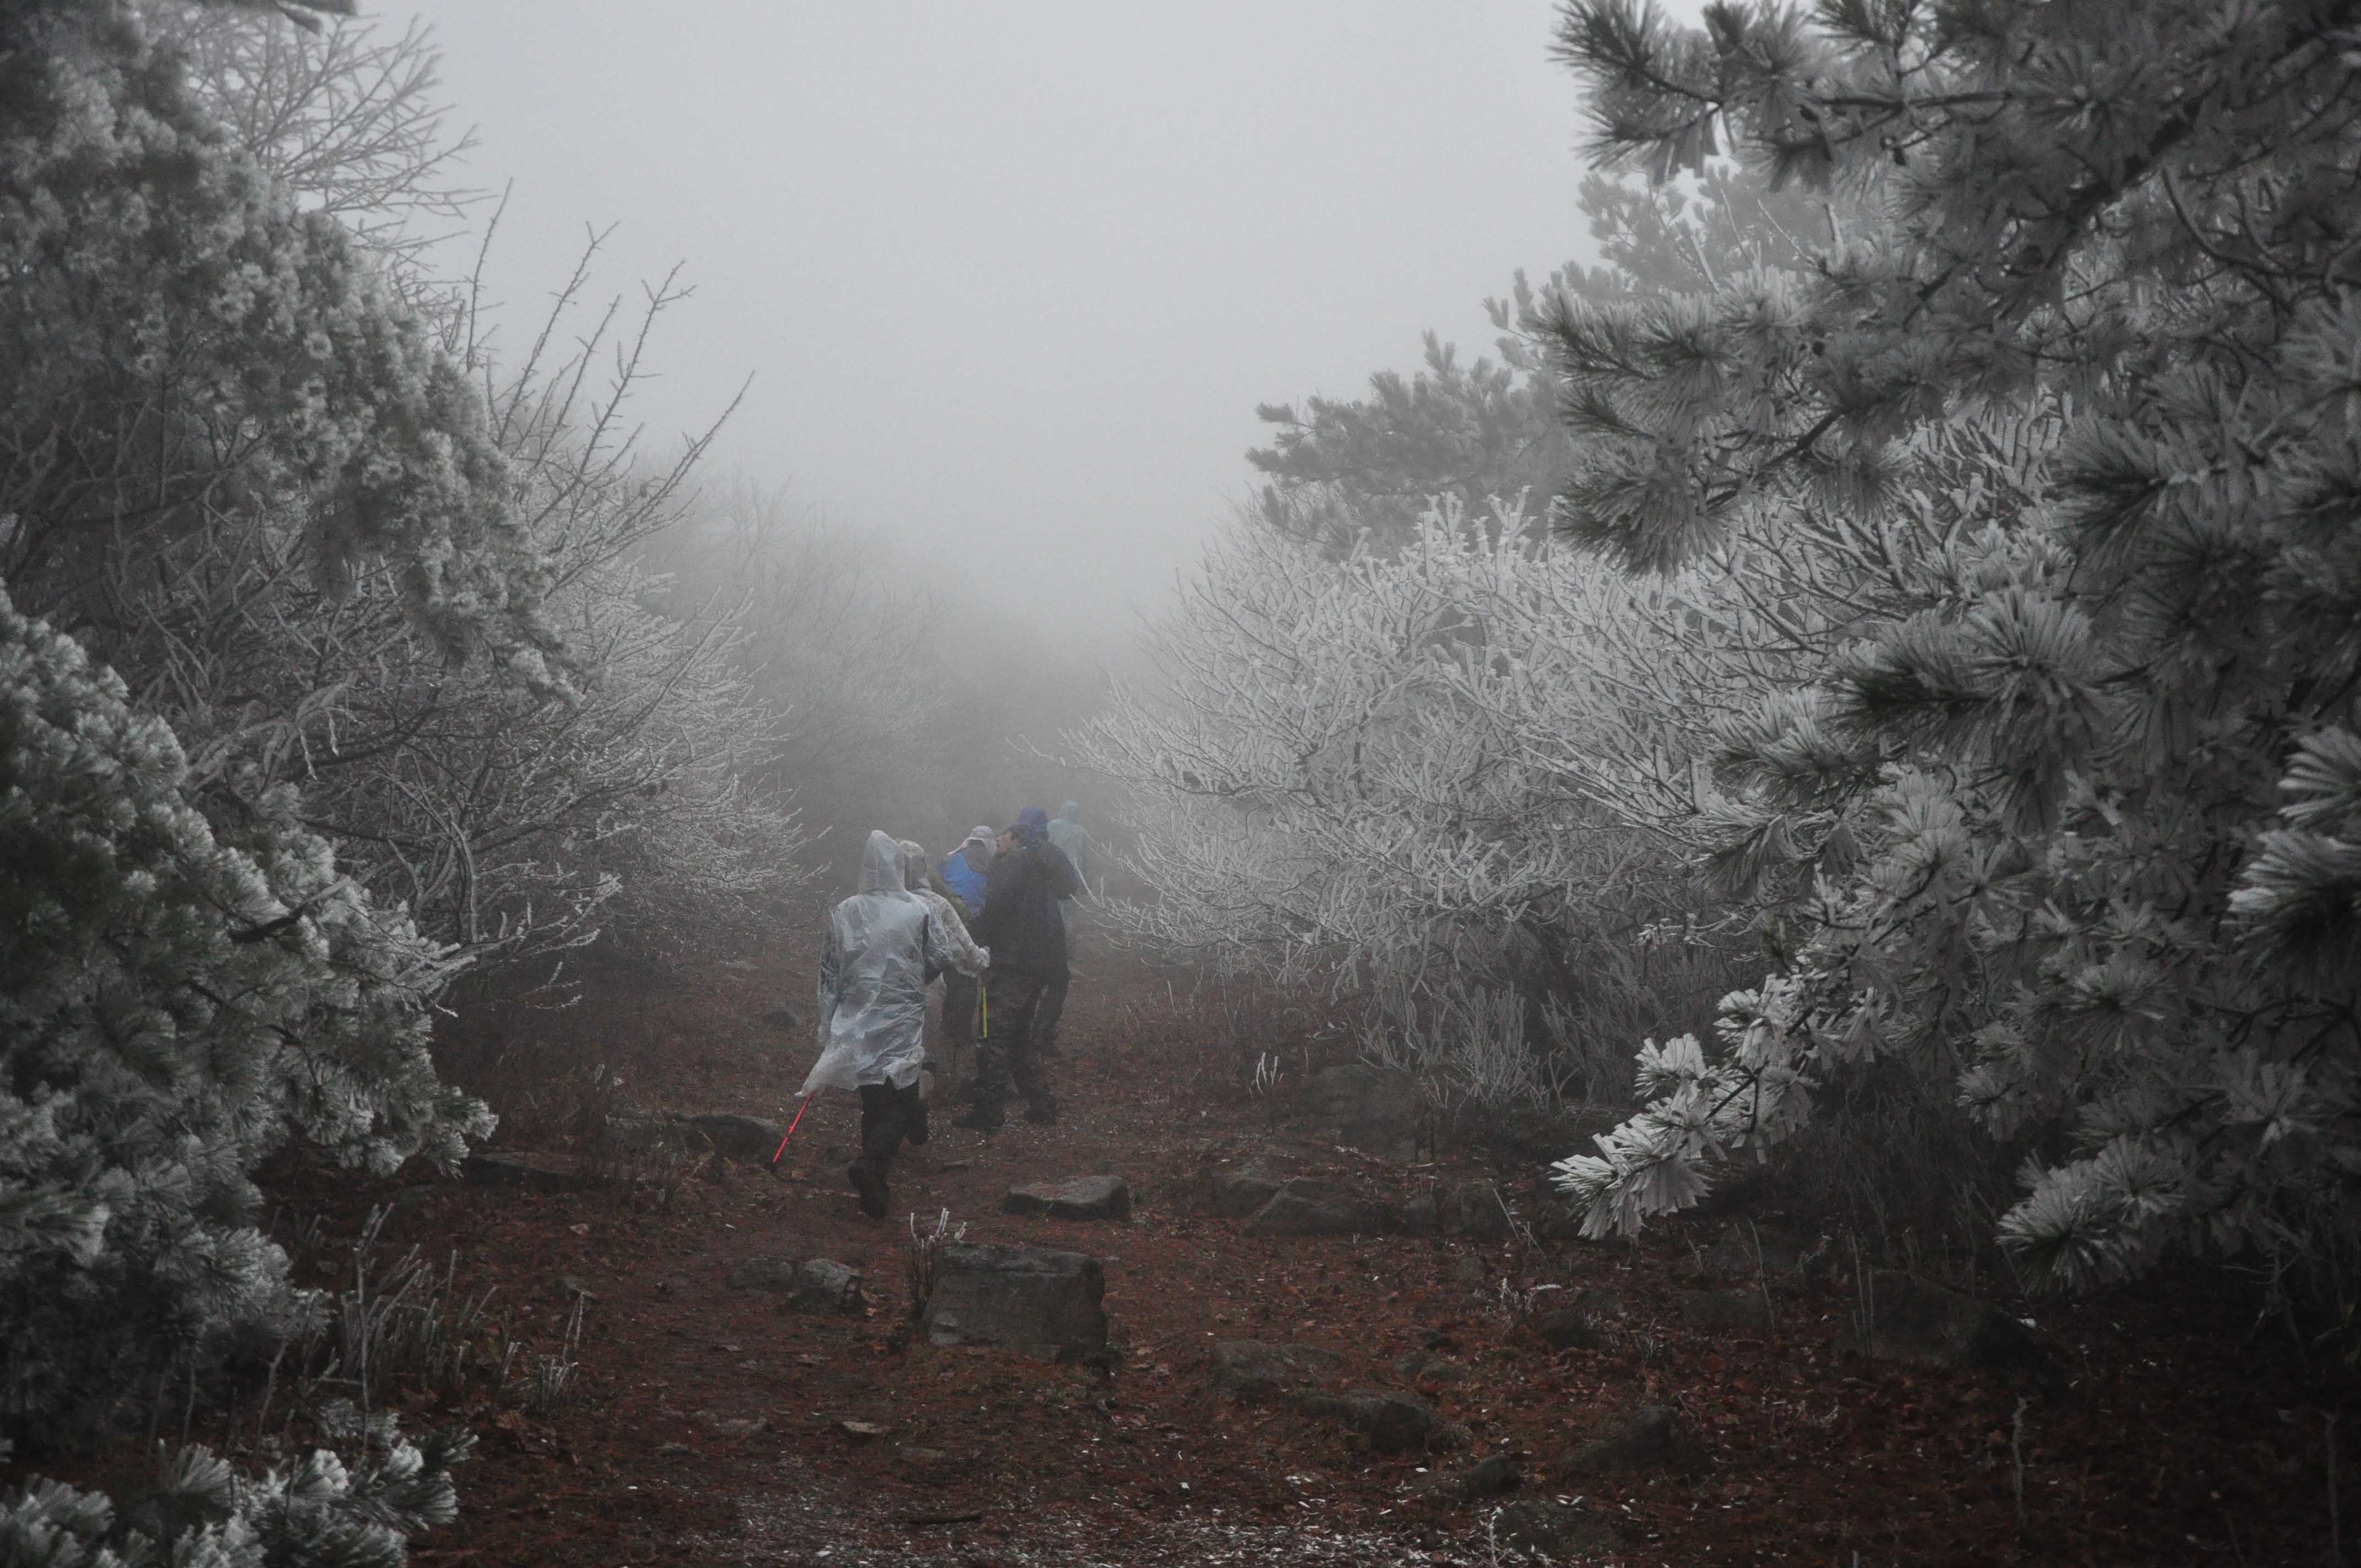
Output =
[
  {"x1": 1033, "y1": 802, "x2": 1095, "y2": 1060},
  {"x1": 955, "y1": 807, "x2": 1080, "y2": 1129}
]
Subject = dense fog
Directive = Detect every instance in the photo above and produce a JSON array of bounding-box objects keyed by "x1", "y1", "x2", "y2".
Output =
[{"x1": 6, "y1": 3, "x2": 2357, "y2": 1564}]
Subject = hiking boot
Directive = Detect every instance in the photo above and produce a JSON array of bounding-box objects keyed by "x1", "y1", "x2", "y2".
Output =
[
  {"x1": 952, "y1": 1106, "x2": 1003, "y2": 1133},
  {"x1": 846, "y1": 1159, "x2": 889, "y2": 1219}
]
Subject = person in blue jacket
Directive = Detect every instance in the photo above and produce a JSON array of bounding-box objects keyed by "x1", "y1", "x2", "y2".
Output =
[{"x1": 935, "y1": 825, "x2": 995, "y2": 1093}]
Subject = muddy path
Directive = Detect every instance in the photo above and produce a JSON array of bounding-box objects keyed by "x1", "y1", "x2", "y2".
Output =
[{"x1": 251, "y1": 929, "x2": 2347, "y2": 1567}]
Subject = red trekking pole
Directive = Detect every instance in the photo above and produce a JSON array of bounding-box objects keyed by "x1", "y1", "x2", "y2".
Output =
[{"x1": 769, "y1": 1092, "x2": 815, "y2": 1168}]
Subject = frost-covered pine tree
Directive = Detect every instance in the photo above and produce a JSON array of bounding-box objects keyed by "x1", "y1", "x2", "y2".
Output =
[
  {"x1": 1543, "y1": 0, "x2": 2361, "y2": 1297},
  {"x1": 1, "y1": 0, "x2": 508, "y2": 1445},
  {"x1": 0, "y1": 590, "x2": 488, "y2": 1441},
  {"x1": 0, "y1": 1407, "x2": 472, "y2": 1566}
]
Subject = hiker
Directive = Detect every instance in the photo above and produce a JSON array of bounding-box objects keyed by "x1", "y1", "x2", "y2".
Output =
[
  {"x1": 803, "y1": 831, "x2": 987, "y2": 1218},
  {"x1": 897, "y1": 835, "x2": 991, "y2": 1089},
  {"x1": 935, "y1": 825, "x2": 996, "y2": 1091},
  {"x1": 1035, "y1": 802, "x2": 1097, "y2": 1059},
  {"x1": 956, "y1": 807, "x2": 1081, "y2": 1129},
  {"x1": 1047, "y1": 800, "x2": 1097, "y2": 893}
]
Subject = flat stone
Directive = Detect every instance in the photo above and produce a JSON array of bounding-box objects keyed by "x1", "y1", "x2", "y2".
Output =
[
  {"x1": 1680, "y1": 1289, "x2": 1776, "y2": 1335},
  {"x1": 1206, "y1": 1167, "x2": 1285, "y2": 1218},
  {"x1": 1565, "y1": 1403, "x2": 1709, "y2": 1476},
  {"x1": 727, "y1": 1256, "x2": 865, "y2": 1314},
  {"x1": 1003, "y1": 1175, "x2": 1131, "y2": 1222},
  {"x1": 922, "y1": 1243, "x2": 1106, "y2": 1355},
  {"x1": 692, "y1": 1409, "x2": 768, "y2": 1438},
  {"x1": 1296, "y1": 1389, "x2": 1443, "y2": 1455},
  {"x1": 1527, "y1": 1307, "x2": 1601, "y2": 1352},
  {"x1": 1210, "y1": 1340, "x2": 1345, "y2": 1401},
  {"x1": 685, "y1": 1113, "x2": 786, "y2": 1162},
  {"x1": 461, "y1": 1150, "x2": 591, "y2": 1193},
  {"x1": 1244, "y1": 1179, "x2": 1388, "y2": 1238},
  {"x1": 1865, "y1": 1271, "x2": 2054, "y2": 1381}
]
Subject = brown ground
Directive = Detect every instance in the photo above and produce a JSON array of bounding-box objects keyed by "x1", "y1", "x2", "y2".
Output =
[{"x1": 79, "y1": 925, "x2": 2361, "y2": 1565}]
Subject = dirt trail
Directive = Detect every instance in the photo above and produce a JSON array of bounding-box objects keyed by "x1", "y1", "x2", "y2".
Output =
[{"x1": 271, "y1": 929, "x2": 2345, "y2": 1566}]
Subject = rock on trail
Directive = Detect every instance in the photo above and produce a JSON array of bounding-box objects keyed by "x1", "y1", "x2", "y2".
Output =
[
  {"x1": 1002, "y1": 1175, "x2": 1131, "y2": 1221},
  {"x1": 727, "y1": 1256, "x2": 867, "y2": 1314},
  {"x1": 1209, "y1": 1340, "x2": 1344, "y2": 1402},
  {"x1": 921, "y1": 1243, "x2": 1107, "y2": 1359}
]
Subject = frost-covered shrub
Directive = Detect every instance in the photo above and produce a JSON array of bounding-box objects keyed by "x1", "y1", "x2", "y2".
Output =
[
  {"x1": 0, "y1": 0, "x2": 559, "y2": 687},
  {"x1": 0, "y1": 1409, "x2": 471, "y2": 1568},
  {"x1": 0, "y1": 591, "x2": 487, "y2": 1439},
  {"x1": 1069, "y1": 498, "x2": 1743, "y2": 1102},
  {"x1": 0, "y1": 3, "x2": 804, "y2": 967}
]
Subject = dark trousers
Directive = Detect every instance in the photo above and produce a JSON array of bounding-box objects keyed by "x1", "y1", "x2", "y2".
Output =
[
  {"x1": 942, "y1": 970, "x2": 980, "y2": 1081},
  {"x1": 1035, "y1": 970, "x2": 1070, "y2": 1059},
  {"x1": 972, "y1": 970, "x2": 1056, "y2": 1116},
  {"x1": 856, "y1": 1080, "x2": 924, "y2": 1177}
]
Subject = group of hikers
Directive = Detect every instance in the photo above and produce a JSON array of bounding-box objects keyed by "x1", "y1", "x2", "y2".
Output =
[{"x1": 798, "y1": 803, "x2": 1097, "y2": 1218}]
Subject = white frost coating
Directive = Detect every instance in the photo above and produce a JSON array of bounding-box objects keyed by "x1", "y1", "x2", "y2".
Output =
[{"x1": 802, "y1": 831, "x2": 960, "y2": 1094}]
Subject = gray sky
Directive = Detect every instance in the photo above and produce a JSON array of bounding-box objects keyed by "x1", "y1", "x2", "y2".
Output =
[{"x1": 397, "y1": 3, "x2": 1653, "y2": 644}]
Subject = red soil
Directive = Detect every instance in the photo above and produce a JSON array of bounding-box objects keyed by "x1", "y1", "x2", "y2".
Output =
[{"x1": 69, "y1": 928, "x2": 2361, "y2": 1565}]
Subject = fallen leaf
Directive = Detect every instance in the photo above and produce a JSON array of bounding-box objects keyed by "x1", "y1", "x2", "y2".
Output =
[{"x1": 838, "y1": 1419, "x2": 891, "y2": 1439}]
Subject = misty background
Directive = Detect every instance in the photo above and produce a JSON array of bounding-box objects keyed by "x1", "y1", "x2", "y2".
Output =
[{"x1": 395, "y1": 3, "x2": 1678, "y2": 650}]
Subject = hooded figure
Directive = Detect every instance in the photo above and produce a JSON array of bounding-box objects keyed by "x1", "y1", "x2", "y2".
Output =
[
  {"x1": 958, "y1": 809, "x2": 1082, "y2": 1129},
  {"x1": 899, "y1": 837, "x2": 990, "y2": 977},
  {"x1": 939, "y1": 825, "x2": 994, "y2": 917},
  {"x1": 806, "y1": 831, "x2": 977, "y2": 1217},
  {"x1": 1046, "y1": 801, "x2": 1096, "y2": 890}
]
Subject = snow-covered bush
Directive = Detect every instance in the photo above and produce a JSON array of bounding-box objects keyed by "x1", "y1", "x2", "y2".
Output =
[
  {"x1": 1544, "y1": 0, "x2": 2361, "y2": 1296},
  {"x1": 0, "y1": 590, "x2": 487, "y2": 1440},
  {"x1": 1069, "y1": 497, "x2": 1743, "y2": 1105},
  {"x1": 0, "y1": 1411, "x2": 471, "y2": 1567},
  {"x1": 0, "y1": 0, "x2": 560, "y2": 690},
  {"x1": 2, "y1": 3, "x2": 806, "y2": 967}
]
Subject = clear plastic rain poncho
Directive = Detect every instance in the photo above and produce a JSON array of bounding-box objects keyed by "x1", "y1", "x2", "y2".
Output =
[
  {"x1": 898, "y1": 839, "x2": 993, "y2": 978},
  {"x1": 802, "y1": 831, "x2": 962, "y2": 1095}
]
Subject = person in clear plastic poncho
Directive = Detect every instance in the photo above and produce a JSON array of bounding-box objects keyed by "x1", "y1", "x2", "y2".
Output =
[
  {"x1": 803, "y1": 830, "x2": 987, "y2": 1217},
  {"x1": 896, "y1": 835, "x2": 991, "y2": 1094}
]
